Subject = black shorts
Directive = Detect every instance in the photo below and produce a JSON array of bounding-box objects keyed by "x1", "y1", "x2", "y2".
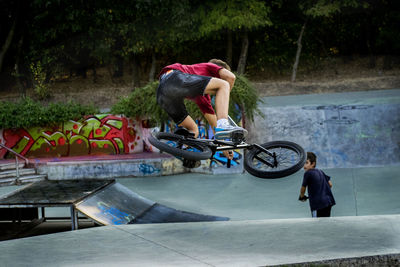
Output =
[{"x1": 156, "y1": 70, "x2": 211, "y2": 124}]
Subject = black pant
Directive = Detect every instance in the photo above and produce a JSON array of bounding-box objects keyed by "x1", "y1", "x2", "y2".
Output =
[{"x1": 317, "y1": 206, "x2": 332, "y2": 217}]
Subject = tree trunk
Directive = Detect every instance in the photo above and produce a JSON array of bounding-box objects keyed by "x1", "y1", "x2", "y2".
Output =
[
  {"x1": 113, "y1": 38, "x2": 124, "y2": 78},
  {"x1": 113, "y1": 56, "x2": 124, "y2": 78},
  {"x1": 14, "y1": 36, "x2": 25, "y2": 97},
  {"x1": 149, "y1": 52, "x2": 156, "y2": 82},
  {"x1": 237, "y1": 31, "x2": 249, "y2": 75},
  {"x1": 0, "y1": 18, "x2": 16, "y2": 72},
  {"x1": 132, "y1": 55, "x2": 140, "y2": 89},
  {"x1": 226, "y1": 29, "x2": 233, "y2": 67},
  {"x1": 291, "y1": 21, "x2": 306, "y2": 82}
]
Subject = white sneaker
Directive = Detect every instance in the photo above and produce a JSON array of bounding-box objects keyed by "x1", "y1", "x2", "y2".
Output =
[{"x1": 214, "y1": 125, "x2": 248, "y2": 141}]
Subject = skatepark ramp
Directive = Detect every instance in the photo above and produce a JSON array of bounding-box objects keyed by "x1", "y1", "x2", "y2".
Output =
[
  {"x1": 75, "y1": 181, "x2": 229, "y2": 225},
  {"x1": 0, "y1": 180, "x2": 228, "y2": 231}
]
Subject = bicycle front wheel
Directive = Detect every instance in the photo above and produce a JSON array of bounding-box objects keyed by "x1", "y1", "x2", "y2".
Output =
[
  {"x1": 244, "y1": 141, "x2": 306, "y2": 179},
  {"x1": 148, "y1": 132, "x2": 212, "y2": 161}
]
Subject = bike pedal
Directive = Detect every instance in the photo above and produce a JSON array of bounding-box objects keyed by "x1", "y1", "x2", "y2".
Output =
[{"x1": 231, "y1": 130, "x2": 245, "y2": 144}]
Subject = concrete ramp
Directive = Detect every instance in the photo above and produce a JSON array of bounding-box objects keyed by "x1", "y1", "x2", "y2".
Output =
[
  {"x1": 75, "y1": 182, "x2": 229, "y2": 225},
  {"x1": 0, "y1": 180, "x2": 228, "y2": 230},
  {"x1": 75, "y1": 182, "x2": 155, "y2": 225}
]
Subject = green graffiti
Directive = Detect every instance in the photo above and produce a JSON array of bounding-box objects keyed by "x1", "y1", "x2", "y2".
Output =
[
  {"x1": 78, "y1": 118, "x2": 111, "y2": 138},
  {"x1": 95, "y1": 114, "x2": 109, "y2": 120},
  {"x1": 26, "y1": 126, "x2": 57, "y2": 140},
  {"x1": 64, "y1": 120, "x2": 83, "y2": 136},
  {"x1": 106, "y1": 120, "x2": 123, "y2": 130},
  {"x1": 12, "y1": 136, "x2": 29, "y2": 154},
  {"x1": 113, "y1": 138, "x2": 124, "y2": 153}
]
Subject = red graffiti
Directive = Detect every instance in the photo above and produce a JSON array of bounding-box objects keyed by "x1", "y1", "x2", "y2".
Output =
[{"x1": 0, "y1": 115, "x2": 143, "y2": 159}]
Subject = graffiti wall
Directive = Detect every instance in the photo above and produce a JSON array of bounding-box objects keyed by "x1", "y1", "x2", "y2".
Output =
[
  {"x1": 0, "y1": 113, "x2": 244, "y2": 175},
  {"x1": 0, "y1": 115, "x2": 143, "y2": 159},
  {"x1": 0, "y1": 114, "x2": 243, "y2": 171}
]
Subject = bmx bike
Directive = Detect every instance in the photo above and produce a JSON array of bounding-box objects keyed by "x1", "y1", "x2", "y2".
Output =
[{"x1": 148, "y1": 118, "x2": 306, "y2": 179}]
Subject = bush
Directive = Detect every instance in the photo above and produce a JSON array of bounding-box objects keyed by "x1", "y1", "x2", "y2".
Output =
[
  {"x1": 0, "y1": 97, "x2": 99, "y2": 129},
  {"x1": 111, "y1": 81, "x2": 169, "y2": 124},
  {"x1": 231, "y1": 75, "x2": 264, "y2": 122},
  {"x1": 111, "y1": 74, "x2": 263, "y2": 126}
]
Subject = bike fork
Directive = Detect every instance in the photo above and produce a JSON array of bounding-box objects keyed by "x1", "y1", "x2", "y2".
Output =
[{"x1": 253, "y1": 143, "x2": 278, "y2": 168}]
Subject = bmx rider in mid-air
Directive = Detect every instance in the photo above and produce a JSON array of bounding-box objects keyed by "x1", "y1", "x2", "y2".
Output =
[{"x1": 156, "y1": 59, "x2": 247, "y2": 163}]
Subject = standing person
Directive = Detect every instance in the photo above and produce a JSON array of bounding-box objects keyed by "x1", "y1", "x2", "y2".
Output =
[
  {"x1": 299, "y1": 152, "x2": 336, "y2": 217},
  {"x1": 157, "y1": 59, "x2": 247, "y2": 162}
]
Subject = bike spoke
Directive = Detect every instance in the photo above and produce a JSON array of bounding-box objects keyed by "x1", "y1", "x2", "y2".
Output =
[{"x1": 252, "y1": 146, "x2": 300, "y2": 172}]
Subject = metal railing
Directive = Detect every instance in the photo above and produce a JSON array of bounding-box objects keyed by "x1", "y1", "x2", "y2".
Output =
[{"x1": 0, "y1": 143, "x2": 32, "y2": 183}]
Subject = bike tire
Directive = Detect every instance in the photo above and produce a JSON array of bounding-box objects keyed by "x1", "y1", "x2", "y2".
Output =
[
  {"x1": 148, "y1": 132, "x2": 212, "y2": 161},
  {"x1": 244, "y1": 140, "x2": 306, "y2": 179}
]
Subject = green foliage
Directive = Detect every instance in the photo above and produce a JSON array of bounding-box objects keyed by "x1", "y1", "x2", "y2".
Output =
[
  {"x1": 230, "y1": 75, "x2": 263, "y2": 122},
  {"x1": 111, "y1": 74, "x2": 262, "y2": 126},
  {"x1": 30, "y1": 61, "x2": 50, "y2": 100},
  {"x1": 198, "y1": 0, "x2": 271, "y2": 35},
  {"x1": 2, "y1": 0, "x2": 399, "y2": 84},
  {"x1": 0, "y1": 98, "x2": 99, "y2": 129},
  {"x1": 111, "y1": 81, "x2": 168, "y2": 123},
  {"x1": 301, "y1": 0, "x2": 363, "y2": 18}
]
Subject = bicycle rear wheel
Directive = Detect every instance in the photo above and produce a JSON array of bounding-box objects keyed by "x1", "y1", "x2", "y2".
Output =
[
  {"x1": 244, "y1": 141, "x2": 306, "y2": 179},
  {"x1": 149, "y1": 132, "x2": 212, "y2": 161}
]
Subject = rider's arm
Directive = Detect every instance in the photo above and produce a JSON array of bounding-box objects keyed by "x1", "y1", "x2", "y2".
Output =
[
  {"x1": 299, "y1": 186, "x2": 307, "y2": 201},
  {"x1": 218, "y1": 68, "x2": 236, "y2": 90}
]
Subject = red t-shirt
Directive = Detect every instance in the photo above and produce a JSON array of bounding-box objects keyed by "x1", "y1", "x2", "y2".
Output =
[{"x1": 159, "y1": 63, "x2": 222, "y2": 115}]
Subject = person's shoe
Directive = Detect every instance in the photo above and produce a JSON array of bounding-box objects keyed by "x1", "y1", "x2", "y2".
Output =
[
  {"x1": 214, "y1": 125, "x2": 248, "y2": 143},
  {"x1": 174, "y1": 127, "x2": 195, "y2": 138}
]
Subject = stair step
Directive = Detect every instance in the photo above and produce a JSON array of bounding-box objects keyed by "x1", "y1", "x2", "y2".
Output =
[
  {"x1": 18, "y1": 174, "x2": 47, "y2": 182},
  {"x1": 0, "y1": 168, "x2": 36, "y2": 179},
  {"x1": 0, "y1": 162, "x2": 25, "y2": 171},
  {"x1": 0, "y1": 174, "x2": 47, "y2": 187}
]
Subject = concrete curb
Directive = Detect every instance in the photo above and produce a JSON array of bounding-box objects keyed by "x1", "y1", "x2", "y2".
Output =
[{"x1": 37, "y1": 155, "x2": 244, "y2": 180}]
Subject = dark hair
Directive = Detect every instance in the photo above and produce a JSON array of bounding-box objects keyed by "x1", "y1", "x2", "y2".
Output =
[
  {"x1": 307, "y1": 152, "x2": 317, "y2": 167},
  {"x1": 208, "y1": 59, "x2": 231, "y2": 71}
]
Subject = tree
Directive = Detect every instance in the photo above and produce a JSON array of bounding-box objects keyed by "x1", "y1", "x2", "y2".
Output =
[
  {"x1": 112, "y1": 1, "x2": 198, "y2": 85},
  {"x1": 197, "y1": 0, "x2": 271, "y2": 74},
  {"x1": 0, "y1": 1, "x2": 20, "y2": 73},
  {"x1": 0, "y1": 17, "x2": 16, "y2": 73},
  {"x1": 291, "y1": 0, "x2": 366, "y2": 82}
]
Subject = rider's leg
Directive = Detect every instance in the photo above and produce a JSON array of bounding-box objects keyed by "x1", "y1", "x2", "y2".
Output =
[
  {"x1": 203, "y1": 112, "x2": 233, "y2": 160},
  {"x1": 203, "y1": 78, "x2": 230, "y2": 120},
  {"x1": 178, "y1": 115, "x2": 201, "y2": 169},
  {"x1": 204, "y1": 77, "x2": 247, "y2": 140},
  {"x1": 178, "y1": 115, "x2": 199, "y2": 138}
]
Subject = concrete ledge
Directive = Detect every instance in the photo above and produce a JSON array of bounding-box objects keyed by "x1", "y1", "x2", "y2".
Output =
[
  {"x1": 34, "y1": 152, "x2": 244, "y2": 180},
  {"x1": 38, "y1": 156, "x2": 186, "y2": 179},
  {"x1": 284, "y1": 253, "x2": 400, "y2": 266}
]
